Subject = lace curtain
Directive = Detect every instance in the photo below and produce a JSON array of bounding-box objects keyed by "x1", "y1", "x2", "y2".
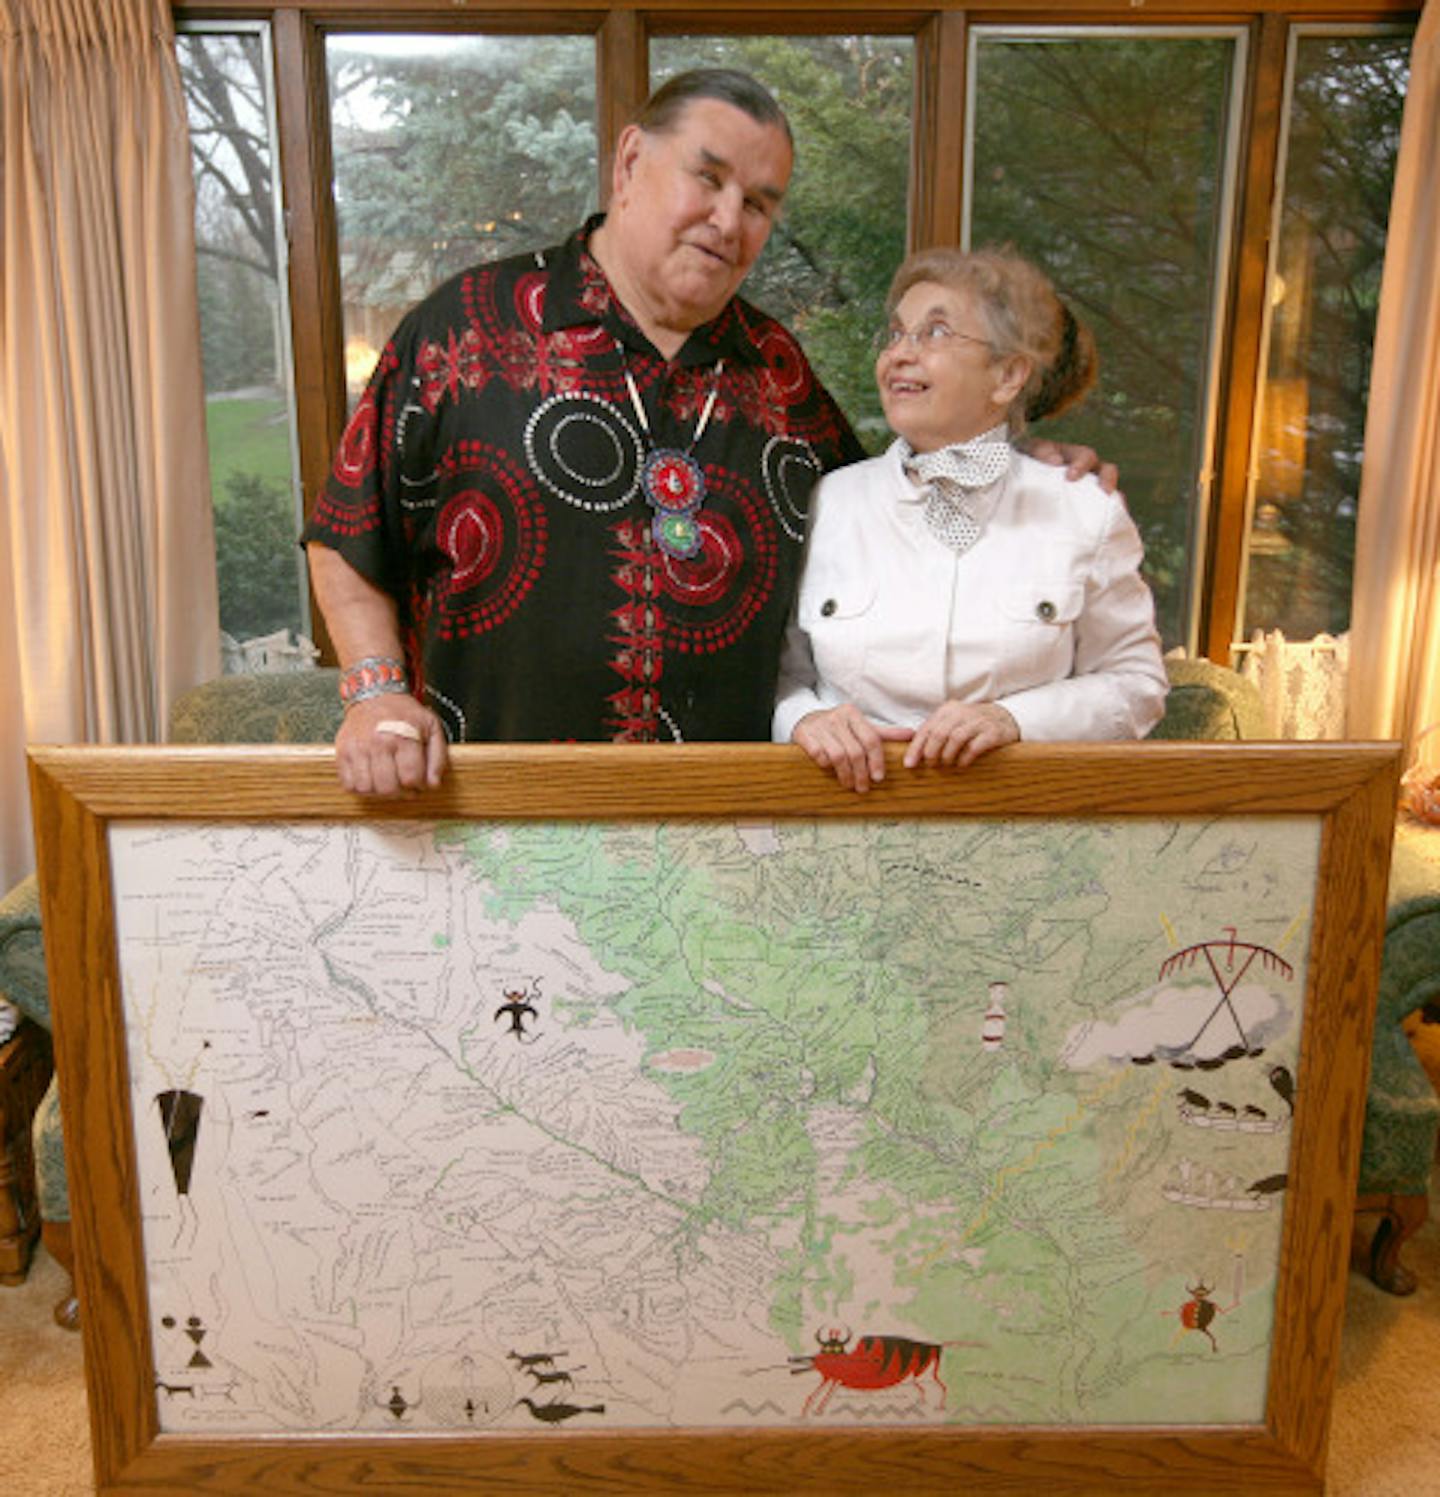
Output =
[{"x1": 1235, "y1": 631, "x2": 1350, "y2": 740}]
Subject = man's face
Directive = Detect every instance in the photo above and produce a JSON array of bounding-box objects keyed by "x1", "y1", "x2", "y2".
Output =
[{"x1": 608, "y1": 98, "x2": 793, "y2": 334}]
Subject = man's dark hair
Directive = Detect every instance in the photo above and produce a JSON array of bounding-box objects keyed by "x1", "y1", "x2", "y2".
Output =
[{"x1": 634, "y1": 68, "x2": 793, "y2": 146}]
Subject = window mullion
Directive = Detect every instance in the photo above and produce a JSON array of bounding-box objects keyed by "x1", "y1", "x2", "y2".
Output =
[
  {"x1": 1202, "y1": 11, "x2": 1288, "y2": 663},
  {"x1": 912, "y1": 10, "x2": 967, "y2": 250},
  {"x1": 272, "y1": 7, "x2": 347, "y2": 658},
  {"x1": 597, "y1": 8, "x2": 649, "y2": 206}
]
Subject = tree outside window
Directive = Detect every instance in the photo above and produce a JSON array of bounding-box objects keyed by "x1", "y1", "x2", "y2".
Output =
[
  {"x1": 1242, "y1": 32, "x2": 1411, "y2": 642},
  {"x1": 180, "y1": 28, "x2": 308, "y2": 657},
  {"x1": 326, "y1": 34, "x2": 598, "y2": 409},
  {"x1": 969, "y1": 32, "x2": 1240, "y2": 651},
  {"x1": 652, "y1": 36, "x2": 914, "y2": 450}
]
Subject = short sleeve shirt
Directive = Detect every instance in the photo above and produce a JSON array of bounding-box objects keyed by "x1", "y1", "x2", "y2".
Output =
[{"x1": 303, "y1": 216, "x2": 864, "y2": 743}]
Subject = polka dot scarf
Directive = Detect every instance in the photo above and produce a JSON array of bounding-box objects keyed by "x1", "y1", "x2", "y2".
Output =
[{"x1": 900, "y1": 426, "x2": 1013, "y2": 553}]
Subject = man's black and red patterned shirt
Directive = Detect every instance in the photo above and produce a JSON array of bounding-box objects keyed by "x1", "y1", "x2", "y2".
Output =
[{"x1": 304, "y1": 216, "x2": 864, "y2": 743}]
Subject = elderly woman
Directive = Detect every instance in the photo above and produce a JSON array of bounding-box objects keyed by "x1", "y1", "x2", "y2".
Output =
[{"x1": 774, "y1": 246, "x2": 1168, "y2": 791}]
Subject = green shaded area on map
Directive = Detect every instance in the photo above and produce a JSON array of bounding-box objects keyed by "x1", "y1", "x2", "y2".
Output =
[{"x1": 432, "y1": 816, "x2": 1316, "y2": 1424}]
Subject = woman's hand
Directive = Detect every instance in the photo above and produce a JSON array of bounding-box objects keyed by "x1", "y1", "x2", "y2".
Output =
[
  {"x1": 792, "y1": 705, "x2": 913, "y2": 793},
  {"x1": 903, "y1": 701, "x2": 1019, "y2": 770}
]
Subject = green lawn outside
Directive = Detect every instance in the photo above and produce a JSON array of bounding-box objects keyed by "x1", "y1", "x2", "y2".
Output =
[
  {"x1": 204, "y1": 390, "x2": 308, "y2": 641},
  {"x1": 203, "y1": 392, "x2": 295, "y2": 499}
]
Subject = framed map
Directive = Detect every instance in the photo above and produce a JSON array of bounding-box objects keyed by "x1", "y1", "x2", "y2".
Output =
[{"x1": 28, "y1": 741, "x2": 1398, "y2": 1494}]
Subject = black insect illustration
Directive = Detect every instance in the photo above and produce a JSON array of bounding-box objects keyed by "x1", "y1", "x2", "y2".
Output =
[
  {"x1": 495, "y1": 984, "x2": 541, "y2": 1040},
  {"x1": 1164, "y1": 1256, "x2": 1244, "y2": 1351}
]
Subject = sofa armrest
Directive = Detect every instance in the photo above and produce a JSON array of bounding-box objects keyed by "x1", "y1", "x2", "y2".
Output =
[
  {"x1": 0, "y1": 875, "x2": 48, "y2": 1032},
  {"x1": 1148, "y1": 658, "x2": 1266, "y2": 741},
  {"x1": 168, "y1": 670, "x2": 344, "y2": 745}
]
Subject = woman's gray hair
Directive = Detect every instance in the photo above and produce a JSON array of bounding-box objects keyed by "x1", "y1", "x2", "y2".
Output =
[
  {"x1": 635, "y1": 68, "x2": 793, "y2": 147},
  {"x1": 886, "y1": 245, "x2": 1098, "y2": 432}
]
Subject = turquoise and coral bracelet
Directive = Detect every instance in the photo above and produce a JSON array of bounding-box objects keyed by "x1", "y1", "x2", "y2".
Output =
[{"x1": 339, "y1": 655, "x2": 409, "y2": 709}]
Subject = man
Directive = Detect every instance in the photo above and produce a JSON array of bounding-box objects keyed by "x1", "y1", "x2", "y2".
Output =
[{"x1": 305, "y1": 69, "x2": 1105, "y2": 794}]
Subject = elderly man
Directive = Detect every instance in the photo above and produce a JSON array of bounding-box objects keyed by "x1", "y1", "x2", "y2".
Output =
[{"x1": 304, "y1": 68, "x2": 1102, "y2": 794}]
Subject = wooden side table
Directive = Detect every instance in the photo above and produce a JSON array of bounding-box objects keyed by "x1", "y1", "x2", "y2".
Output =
[{"x1": 0, "y1": 1019, "x2": 54, "y2": 1284}]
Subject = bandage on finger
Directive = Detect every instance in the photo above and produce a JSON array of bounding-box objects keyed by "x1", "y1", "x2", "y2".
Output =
[{"x1": 374, "y1": 719, "x2": 423, "y2": 743}]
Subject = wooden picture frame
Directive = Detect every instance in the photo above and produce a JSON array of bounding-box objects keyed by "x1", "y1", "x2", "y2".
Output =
[{"x1": 28, "y1": 741, "x2": 1399, "y2": 1495}]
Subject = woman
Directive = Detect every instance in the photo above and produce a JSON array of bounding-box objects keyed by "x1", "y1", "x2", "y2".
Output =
[{"x1": 774, "y1": 246, "x2": 1168, "y2": 791}]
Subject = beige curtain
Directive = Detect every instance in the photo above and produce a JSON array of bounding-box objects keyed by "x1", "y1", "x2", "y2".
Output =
[
  {"x1": 1347, "y1": 2, "x2": 1440, "y2": 772},
  {"x1": 0, "y1": 0, "x2": 218, "y2": 889}
]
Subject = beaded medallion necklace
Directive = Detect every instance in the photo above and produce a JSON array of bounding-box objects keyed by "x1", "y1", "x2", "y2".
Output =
[{"x1": 617, "y1": 340, "x2": 725, "y2": 560}]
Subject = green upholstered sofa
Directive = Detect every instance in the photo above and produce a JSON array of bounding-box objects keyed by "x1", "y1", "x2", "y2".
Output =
[
  {"x1": 1147, "y1": 655, "x2": 1267, "y2": 741},
  {"x1": 166, "y1": 667, "x2": 346, "y2": 745},
  {"x1": 1355, "y1": 819, "x2": 1440, "y2": 1294},
  {"x1": 4, "y1": 659, "x2": 1436, "y2": 1328},
  {"x1": 0, "y1": 877, "x2": 52, "y2": 1292}
]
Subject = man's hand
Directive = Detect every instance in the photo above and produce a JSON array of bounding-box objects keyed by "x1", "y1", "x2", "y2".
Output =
[
  {"x1": 792, "y1": 705, "x2": 913, "y2": 793},
  {"x1": 308, "y1": 545, "x2": 450, "y2": 795},
  {"x1": 903, "y1": 701, "x2": 1019, "y2": 770},
  {"x1": 1027, "y1": 438, "x2": 1120, "y2": 495},
  {"x1": 335, "y1": 695, "x2": 448, "y2": 797}
]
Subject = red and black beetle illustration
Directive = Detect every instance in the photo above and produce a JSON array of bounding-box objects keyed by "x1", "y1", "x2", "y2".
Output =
[
  {"x1": 789, "y1": 1327, "x2": 955, "y2": 1416},
  {"x1": 1162, "y1": 1255, "x2": 1244, "y2": 1352},
  {"x1": 1176, "y1": 1280, "x2": 1225, "y2": 1351}
]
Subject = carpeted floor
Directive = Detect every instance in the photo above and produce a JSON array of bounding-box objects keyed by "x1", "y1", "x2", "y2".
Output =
[
  {"x1": 0, "y1": 1250, "x2": 90, "y2": 1495},
  {"x1": 2, "y1": 1206, "x2": 1438, "y2": 1495}
]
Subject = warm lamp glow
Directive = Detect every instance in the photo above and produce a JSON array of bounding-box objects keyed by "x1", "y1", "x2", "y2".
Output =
[
  {"x1": 1248, "y1": 499, "x2": 1292, "y2": 556},
  {"x1": 345, "y1": 337, "x2": 379, "y2": 390},
  {"x1": 1259, "y1": 377, "x2": 1310, "y2": 503}
]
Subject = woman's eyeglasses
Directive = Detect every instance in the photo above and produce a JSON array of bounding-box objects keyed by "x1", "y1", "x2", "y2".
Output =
[{"x1": 872, "y1": 320, "x2": 993, "y2": 357}]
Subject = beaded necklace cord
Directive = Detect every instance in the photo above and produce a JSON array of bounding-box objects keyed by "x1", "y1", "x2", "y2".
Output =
[{"x1": 617, "y1": 340, "x2": 725, "y2": 560}]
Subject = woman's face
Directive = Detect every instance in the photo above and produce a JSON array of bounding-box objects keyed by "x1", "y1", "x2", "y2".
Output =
[{"x1": 876, "y1": 282, "x2": 1029, "y2": 454}]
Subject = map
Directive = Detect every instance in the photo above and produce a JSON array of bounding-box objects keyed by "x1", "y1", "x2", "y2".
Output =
[{"x1": 109, "y1": 814, "x2": 1319, "y2": 1435}]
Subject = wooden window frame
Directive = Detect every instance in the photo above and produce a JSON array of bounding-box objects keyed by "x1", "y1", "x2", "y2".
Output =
[{"x1": 174, "y1": 0, "x2": 1420, "y2": 665}]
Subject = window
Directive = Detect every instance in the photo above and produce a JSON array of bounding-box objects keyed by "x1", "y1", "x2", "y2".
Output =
[
  {"x1": 173, "y1": 3, "x2": 1417, "y2": 671},
  {"x1": 326, "y1": 33, "x2": 598, "y2": 409},
  {"x1": 968, "y1": 28, "x2": 1244, "y2": 651},
  {"x1": 1240, "y1": 28, "x2": 1412, "y2": 642},
  {"x1": 652, "y1": 35, "x2": 914, "y2": 448},
  {"x1": 178, "y1": 25, "x2": 308, "y2": 662}
]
